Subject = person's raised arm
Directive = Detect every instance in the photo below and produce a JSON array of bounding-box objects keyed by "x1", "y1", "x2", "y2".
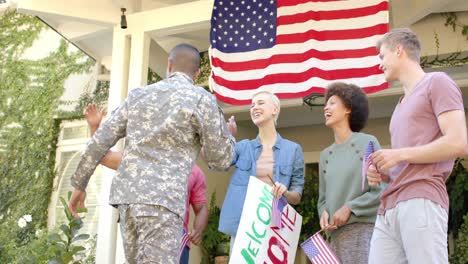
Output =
[
  {"x1": 83, "y1": 104, "x2": 123, "y2": 170},
  {"x1": 194, "y1": 94, "x2": 235, "y2": 170},
  {"x1": 69, "y1": 101, "x2": 128, "y2": 217}
]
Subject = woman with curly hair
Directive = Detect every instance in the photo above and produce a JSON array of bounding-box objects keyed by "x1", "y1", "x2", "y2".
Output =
[{"x1": 317, "y1": 82, "x2": 383, "y2": 263}]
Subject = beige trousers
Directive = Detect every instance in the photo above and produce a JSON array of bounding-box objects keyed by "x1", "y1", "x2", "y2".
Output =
[
  {"x1": 369, "y1": 198, "x2": 448, "y2": 264},
  {"x1": 118, "y1": 204, "x2": 183, "y2": 264}
]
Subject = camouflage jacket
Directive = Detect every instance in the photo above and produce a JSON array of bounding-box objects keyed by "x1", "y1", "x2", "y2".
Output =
[{"x1": 71, "y1": 72, "x2": 235, "y2": 217}]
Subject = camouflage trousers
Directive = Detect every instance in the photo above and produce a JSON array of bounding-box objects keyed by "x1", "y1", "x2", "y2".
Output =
[{"x1": 118, "y1": 204, "x2": 183, "y2": 264}]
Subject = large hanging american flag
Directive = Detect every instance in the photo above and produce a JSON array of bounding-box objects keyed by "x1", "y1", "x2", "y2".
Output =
[{"x1": 209, "y1": 0, "x2": 389, "y2": 105}]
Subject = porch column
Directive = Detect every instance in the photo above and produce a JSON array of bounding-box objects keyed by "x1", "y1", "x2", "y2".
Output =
[
  {"x1": 95, "y1": 26, "x2": 130, "y2": 264},
  {"x1": 127, "y1": 31, "x2": 150, "y2": 89}
]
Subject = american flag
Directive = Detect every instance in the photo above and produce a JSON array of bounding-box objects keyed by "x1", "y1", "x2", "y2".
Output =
[
  {"x1": 178, "y1": 230, "x2": 190, "y2": 261},
  {"x1": 209, "y1": 0, "x2": 389, "y2": 105},
  {"x1": 362, "y1": 140, "x2": 375, "y2": 191},
  {"x1": 271, "y1": 196, "x2": 288, "y2": 228},
  {"x1": 301, "y1": 232, "x2": 340, "y2": 264}
]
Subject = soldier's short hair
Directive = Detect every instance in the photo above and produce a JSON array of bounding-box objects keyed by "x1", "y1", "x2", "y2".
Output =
[{"x1": 168, "y1": 43, "x2": 201, "y2": 76}]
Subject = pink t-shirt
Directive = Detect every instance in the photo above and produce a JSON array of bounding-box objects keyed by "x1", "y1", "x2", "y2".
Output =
[
  {"x1": 184, "y1": 165, "x2": 207, "y2": 230},
  {"x1": 379, "y1": 72, "x2": 464, "y2": 215}
]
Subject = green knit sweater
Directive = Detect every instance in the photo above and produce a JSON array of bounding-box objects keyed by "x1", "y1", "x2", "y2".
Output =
[{"x1": 317, "y1": 132, "x2": 384, "y2": 236}]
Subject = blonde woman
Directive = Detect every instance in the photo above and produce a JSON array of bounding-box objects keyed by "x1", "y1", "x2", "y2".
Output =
[{"x1": 219, "y1": 91, "x2": 305, "y2": 251}]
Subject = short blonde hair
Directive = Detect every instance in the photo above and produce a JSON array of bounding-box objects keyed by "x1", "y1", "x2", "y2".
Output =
[
  {"x1": 376, "y1": 28, "x2": 421, "y2": 63},
  {"x1": 251, "y1": 90, "x2": 281, "y2": 125}
]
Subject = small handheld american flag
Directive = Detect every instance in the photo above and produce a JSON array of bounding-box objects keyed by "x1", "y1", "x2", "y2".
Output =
[
  {"x1": 271, "y1": 196, "x2": 288, "y2": 228},
  {"x1": 301, "y1": 232, "x2": 340, "y2": 264},
  {"x1": 178, "y1": 230, "x2": 190, "y2": 261},
  {"x1": 362, "y1": 141, "x2": 375, "y2": 191}
]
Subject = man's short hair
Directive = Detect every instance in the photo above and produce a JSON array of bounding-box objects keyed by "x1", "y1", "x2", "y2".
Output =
[
  {"x1": 376, "y1": 28, "x2": 421, "y2": 63},
  {"x1": 168, "y1": 43, "x2": 201, "y2": 76},
  {"x1": 251, "y1": 90, "x2": 281, "y2": 125}
]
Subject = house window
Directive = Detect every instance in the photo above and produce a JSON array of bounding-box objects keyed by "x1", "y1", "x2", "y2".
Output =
[{"x1": 50, "y1": 120, "x2": 102, "y2": 236}]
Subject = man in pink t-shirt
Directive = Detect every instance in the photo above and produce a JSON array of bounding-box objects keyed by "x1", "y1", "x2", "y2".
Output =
[
  {"x1": 180, "y1": 165, "x2": 208, "y2": 264},
  {"x1": 367, "y1": 28, "x2": 468, "y2": 263},
  {"x1": 82, "y1": 104, "x2": 208, "y2": 264}
]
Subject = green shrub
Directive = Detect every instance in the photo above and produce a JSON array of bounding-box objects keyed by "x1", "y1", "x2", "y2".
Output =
[
  {"x1": 294, "y1": 163, "x2": 321, "y2": 241},
  {"x1": 0, "y1": 10, "x2": 93, "y2": 250},
  {"x1": 450, "y1": 213, "x2": 468, "y2": 264},
  {"x1": 446, "y1": 159, "x2": 468, "y2": 239},
  {"x1": 200, "y1": 191, "x2": 230, "y2": 264},
  {"x1": 0, "y1": 193, "x2": 95, "y2": 263}
]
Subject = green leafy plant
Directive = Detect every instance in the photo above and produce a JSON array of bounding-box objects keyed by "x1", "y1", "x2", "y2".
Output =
[
  {"x1": 0, "y1": 9, "x2": 93, "y2": 260},
  {"x1": 200, "y1": 191, "x2": 230, "y2": 264},
  {"x1": 58, "y1": 80, "x2": 110, "y2": 120},
  {"x1": 0, "y1": 11, "x2": 94, "y2": 240},
  {"x1": 0, "y1": 193, "x2": 94, "y2": 263},
  {"x1": 195, "y1": 52, "x2": 211, "y2": 86},
  {"x1": 450, "y1": 213, "x2": 468, "y2": 264},
  {"x1": 147, "y1": 52, "x2": 211, "y2": 91},
  {"x1": 147, "y1": 68, "x2": 163, "y2": 85},
  {"x1": 294, "y1": 163, "x2": 321, "y2": 241},
  {"x1": 420, "y1": 32, "x2": 468, "y2": 68},
  {"x1": 46, "y1": 193, "x2": 90, "y2": 264},
  {"x1": 420, "y1": 12, "x2": 468, "y2": 68},
  {"x1": 442, "y1": 12, "x2": 468, "y2": 40},
  {"x1": 446, "y1": 159, "x2": 468, "y2": 239}
]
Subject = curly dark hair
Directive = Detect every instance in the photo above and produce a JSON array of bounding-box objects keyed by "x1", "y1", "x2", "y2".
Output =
[{"x1": 325, "y1": 82, "x2": 369, "y2": 132}]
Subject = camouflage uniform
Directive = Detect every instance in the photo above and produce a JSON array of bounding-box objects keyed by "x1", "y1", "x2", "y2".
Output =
[
  {"x1": 71, "y1": 72, "x2": 235, "y2": 263},
  {"x1": 118, "y1": 204, "x2": 181, "y2": 264}
]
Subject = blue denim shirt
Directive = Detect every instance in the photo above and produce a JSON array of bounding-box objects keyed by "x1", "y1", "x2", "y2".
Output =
[{"x1": 218, "y1": 134, "x2": 304, "y2": 236}]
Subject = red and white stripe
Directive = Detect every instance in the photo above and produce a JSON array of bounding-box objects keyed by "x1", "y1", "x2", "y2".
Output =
[
  {"x1": 311, "y1": 233, "x2": 340, "y2": 264},
  {"x1": 178, "y1": 232, "x2": 190, "y2": 261},
  {"x1": 209, "y1": 0, "x2": 389, "y2": 105}
]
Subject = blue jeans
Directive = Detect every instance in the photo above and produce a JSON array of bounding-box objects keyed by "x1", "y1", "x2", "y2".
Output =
[{"x1": 179, "y1": 245, "x2": 190, "y2": 264}]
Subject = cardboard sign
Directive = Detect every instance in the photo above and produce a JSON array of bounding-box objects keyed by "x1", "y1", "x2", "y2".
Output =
[{"x1": 230, "y1": 176, "x2": 303, "y2": 264}]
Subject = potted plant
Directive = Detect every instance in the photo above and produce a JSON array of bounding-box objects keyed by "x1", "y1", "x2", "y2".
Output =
[{"x1": 200, "y1": 191, "x2": 230, "y2": 264}]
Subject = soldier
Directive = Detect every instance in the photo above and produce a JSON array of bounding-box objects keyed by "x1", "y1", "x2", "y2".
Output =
[
  {"x1": 82, "y1": 104, "x2": 209, "y2": 264},
  {"x1": 68, "y1": 43, "x2": 235, "y2": 263}
]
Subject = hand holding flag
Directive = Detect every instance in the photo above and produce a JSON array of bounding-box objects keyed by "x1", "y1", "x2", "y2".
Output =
[
  {"x1": 272, "y1": 195, "x2": 288, "y2": 228},
  {"x1": 267, "y1": 174, "x2": 289, "y2": 228},
  {"x1": 178, "y1": 230, "x2": 190, "y2": 261},
  {"x1": 319, "y1": 210, "x2": 337, "y2": 231},
  {"x1": 362, "y1": 140, "x2": 375, "y2": 191}
]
